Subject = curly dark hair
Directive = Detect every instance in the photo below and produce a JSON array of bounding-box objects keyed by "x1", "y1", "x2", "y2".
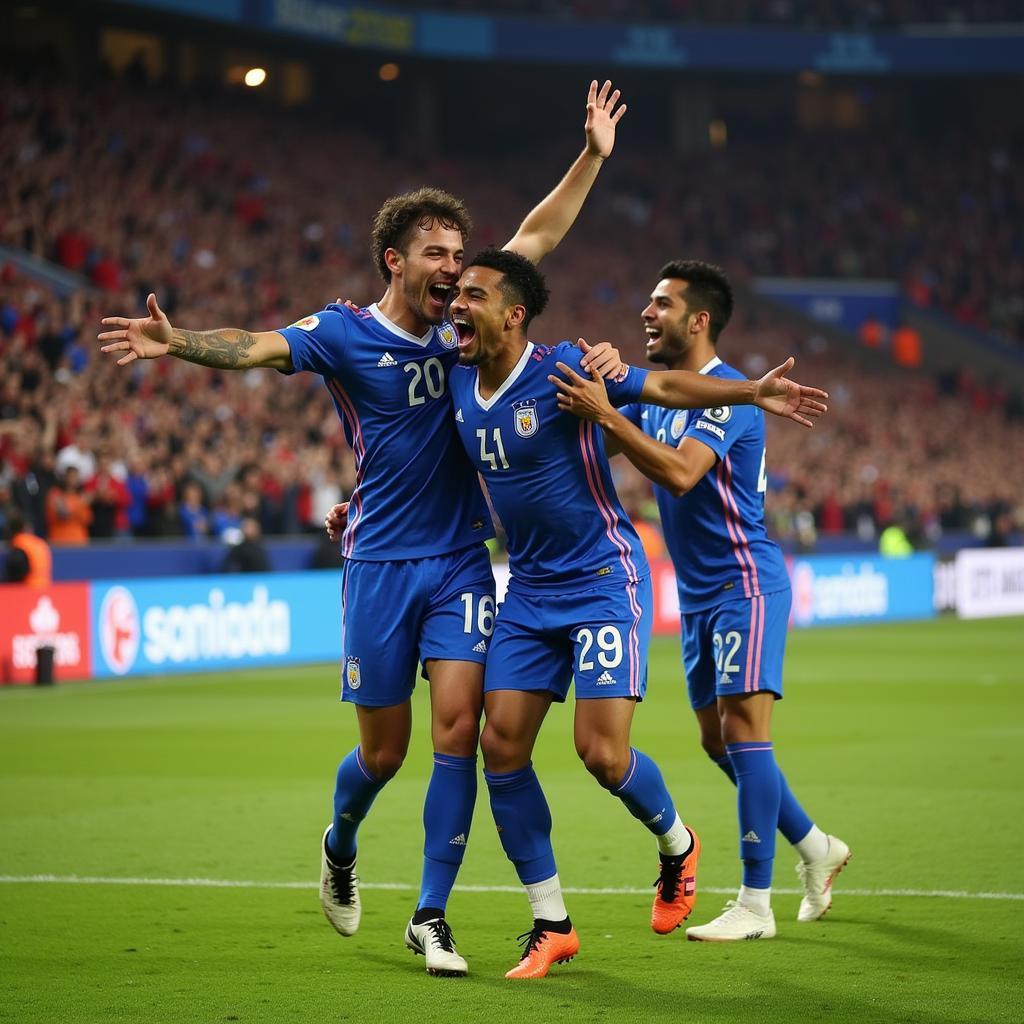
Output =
[
  {"x1": 465, "y1": 247, "x2": 550, "y2": 329},
  {"x1": 370, "y1": 187, "x2": 472, "y2": 282},
  {"x1": 657, "y1": 260, "x2": 734, "y2": 343}
]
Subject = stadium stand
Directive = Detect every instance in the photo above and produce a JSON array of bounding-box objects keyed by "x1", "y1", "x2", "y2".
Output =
[{"x1": 1, "y1": 74, "x2": 1021, "y2": 550}]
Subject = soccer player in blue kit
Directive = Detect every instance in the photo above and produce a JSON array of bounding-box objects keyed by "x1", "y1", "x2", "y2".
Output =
[
  {"x1": 445, "y1": 249, "x2": 828, "y2": 976},
  {"x1": 551, "y1": 260, "x2": 849, "y2": 943},
  {"x1": 98, "y1": 81, "x2": 629, "y2": 977}
]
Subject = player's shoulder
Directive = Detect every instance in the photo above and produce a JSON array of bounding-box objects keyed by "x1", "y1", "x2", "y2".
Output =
[
  {"x1": 285, "y1": 303, "x2": 361, "y2": 334},
  {"x1": 530, "y1": 340, "x2": 579, "y2": 367},
  {"x1": 707, "y1": 359, "x2": 747, "y2": 382}
]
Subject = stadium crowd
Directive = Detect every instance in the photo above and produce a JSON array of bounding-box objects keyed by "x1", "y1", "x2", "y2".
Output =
[{"x1": 1, "y1": 76, "x2": 1022, "y2": 550}]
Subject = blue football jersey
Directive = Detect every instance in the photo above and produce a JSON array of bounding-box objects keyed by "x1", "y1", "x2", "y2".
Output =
[
  {"x1": 278, "y1": 303, "x2": 493, "y2": 561},
  {"x1": 623, "y1": 357, "x2": 790, "y2": 611},
  {"x1": 449, "y1": 341, "x2": 650, "y2": 591}
]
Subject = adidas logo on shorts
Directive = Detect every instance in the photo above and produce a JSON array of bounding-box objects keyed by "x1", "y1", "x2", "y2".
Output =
[
  {"x1": 742, "y1": 830, "x2": 761, "y2": 844},
  {"x1": 455, "y1": 409, "x2": 464, "y2": 422},
  {"x1": 596, "y1": 671, "x2": 616, "y2": 685},
  {"x1": 377, "y1": 351, "x2": 397, "y2": 367},
  {"x1": 472, "y1": 639, "x2": 488, "y2": 653},
  {"x1": 449, "y1": 833, "x2": 467, "y2": 846}
]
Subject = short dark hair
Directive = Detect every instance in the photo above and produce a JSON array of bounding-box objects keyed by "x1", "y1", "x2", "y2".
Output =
[
  {"x1": 466, "y1": 247, "x2": 550, "y2": 329},
  {"x1": 371, "y1": 187, "x2": 472, "y2": 282},
  {"x1": 658, "y1": 260, "x2": 733, "y2": 343}
]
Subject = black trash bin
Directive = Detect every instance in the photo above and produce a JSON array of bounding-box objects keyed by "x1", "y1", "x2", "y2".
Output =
[{"x1": 35, "y1": 645, "x2": 55, "y2": 685}]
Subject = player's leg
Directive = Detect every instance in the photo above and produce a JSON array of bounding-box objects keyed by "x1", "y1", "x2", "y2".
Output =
[
  {"x1": 686, "y1": 592, "x2": 785, "y2": 941},
  {"x1": 687, "y1": 595, "x2": 849, "y2": 928},
  {"x1": 402, "y1": 546, "x2": 493, "y2": 974},
  {"x1": 571, "y1": 575, "x2": 700, "y2": 934},
  {"x1": 321, "y1": 558, "x2": 423, "y2": 938},
  {"x1": 480, "y1": 591, "x2": 577, "y2": 979}
]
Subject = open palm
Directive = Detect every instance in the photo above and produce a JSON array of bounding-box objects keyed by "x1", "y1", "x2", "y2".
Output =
[
  {"x1": 585, "y1": 79, "x2": 628, "y2": 159},
  {"x1": 754, "y1": 358, "x2": 829, "y2": 428},
  {"x1": 98, "y1": 293, "x2": 174, "y2": 366}
]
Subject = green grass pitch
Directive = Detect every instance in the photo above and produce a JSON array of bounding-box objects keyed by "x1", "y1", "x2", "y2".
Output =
[{"x1": 2, "y1": 616, "x2": 1022, "y2": 1024}]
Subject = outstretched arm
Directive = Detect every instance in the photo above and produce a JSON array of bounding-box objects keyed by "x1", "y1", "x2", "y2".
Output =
[
  {"x1": 99, "y1": 293, "x2": 293, "y2": 371},
  {"x1": 640, "y1": 357, "x2": 828, "y2": 427},
  {"x1": 504, "y1": 79, "x2": 626, "y2": 264},
  {"x1": 547, "y1": 363, "x2": 716, "y2": 495}
]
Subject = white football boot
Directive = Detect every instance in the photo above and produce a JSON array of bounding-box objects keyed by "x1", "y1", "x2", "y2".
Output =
[
  {"x1": 404, "y1": 916, "x2": 469, "y2": 977},
  {"x1": 319, "y1": 825, "x2": 361, "y2": 936},
  {"x1": 686, "y1": 900, "x2": 776, "y2": 942},
  {"x1": 796, "y1": 835, "x2": 851, "y2": 922}
]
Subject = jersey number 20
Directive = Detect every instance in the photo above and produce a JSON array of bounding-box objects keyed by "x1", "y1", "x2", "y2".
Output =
[{"x1": 405, "y1": 358, "x2": 446, "y2": 406}]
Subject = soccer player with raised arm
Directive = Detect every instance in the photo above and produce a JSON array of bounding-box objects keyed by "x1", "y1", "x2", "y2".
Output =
[
  {"x1": 444, "y1": 248, "x2": 827, "y2": 977},
  {"x1": 551, "y1": 260, "x2": 850, "y2": 942},
  {"x1": 97, "y1": 81, "x2": 628, "y2": 977}
]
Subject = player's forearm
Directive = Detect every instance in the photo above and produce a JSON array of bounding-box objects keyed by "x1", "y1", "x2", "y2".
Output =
[
  {"x1": 168, "y1": 328, "x2": 261, "y2": 369},
  {"x1": 643, "y1": 371, "x2": 757, "y2": 410},
  {"x1": 505, "y1": 149, "x2": 604, "y2": 263},
  {"x1": 598, "y1": 411, "x2": 694, "y2": 497}
]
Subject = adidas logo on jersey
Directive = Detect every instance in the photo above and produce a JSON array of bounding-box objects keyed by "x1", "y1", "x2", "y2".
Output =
[
  {"x1": 449, "y1": 833, "x2": 467, "y2": 846},
  {"x1": 742, "y1": 830, "x2": 761, "y2": 844},
  {"x1": 472, "y1": 639, "x2": 488, "y2": 653},
  {"x1": 377, "y1": 351, "x2": 397, "y2": 367},
  {"x1": 596, "y1": 671, "x2": 616, "y2": 685},
  {"x1": 455, "y1": 409, "x2": 464, "y2": 422}
]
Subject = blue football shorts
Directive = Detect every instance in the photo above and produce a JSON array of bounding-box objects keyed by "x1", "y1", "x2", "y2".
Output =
[
  {"x1": 340, "y1": 543, "x2": 495, "y2": 707},
  {"x1": 681, "y1": 588, "x2": 791, "y2": 710},
  {"x1": 484, "y1": 575, "x2": 653, "y2": 702}
]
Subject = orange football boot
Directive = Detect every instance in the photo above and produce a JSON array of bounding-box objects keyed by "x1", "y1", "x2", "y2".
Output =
[
  {"x1": 651, "y1": 827, "x2": 701, "y2": 934},
  {"x1": 504, "y1": 924, "x2": 580, "y2": 979}
]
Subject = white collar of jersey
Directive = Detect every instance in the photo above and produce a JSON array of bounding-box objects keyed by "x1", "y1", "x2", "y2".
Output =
[
  {"x1": 698, "y1": 355, "x2": 723, "y2": 375},
  {"x1": 367, "y1": 303, "x2": 433, "y2": 346},
  {"x1": 474, "y1": 342, "x2": 535, "y2": 411}
]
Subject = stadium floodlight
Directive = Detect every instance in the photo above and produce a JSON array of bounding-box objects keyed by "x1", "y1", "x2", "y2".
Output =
[{"x1": 244, "y1": 67, "x2": 267, "y2": 88}]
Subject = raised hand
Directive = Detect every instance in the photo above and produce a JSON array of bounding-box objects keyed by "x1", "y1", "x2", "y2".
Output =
[
  {"x1": 325, "y1": 502, "x2": 350, "y2": 542},
  {"x1": 585, "y1": 79, "x2": 628, "y2": 160},
  {"x1": 754, "y1": 358, "x2": 829, "y2": 428},
  {"x1": 99, "y1": 293, "x2": 174, "y2": 366}
]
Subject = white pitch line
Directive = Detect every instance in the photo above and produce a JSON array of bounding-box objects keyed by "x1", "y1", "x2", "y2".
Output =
[{"x1": 0, "y1": 875, "x2": 1021, "y2": 902}]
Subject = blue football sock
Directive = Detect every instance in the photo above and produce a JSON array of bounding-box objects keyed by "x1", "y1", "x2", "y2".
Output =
[
  {"x1": 710, "y1": 752, "x2": 737, "y2": 783},
  {"x1": 714, "y1": 748, "x2": 814, "y2": 847},
  {"x1": 726, "y1": 742, "x2": 781, "y2": 890},
  {"x1": 417, "y1": 752, "x2": 478, "y2": 913},
  {"x1": 327, "y1": 746, "x2": 388, "y2": 864},
  {"x1": 484, "y1": 763, "x2": 556, "y2": 885},
  {"x1": 777, "y1": 767, "x2": 815, "y2": 846},
  {"x1": 611, "y1": 747, "x2": 678, "y2": 836}
]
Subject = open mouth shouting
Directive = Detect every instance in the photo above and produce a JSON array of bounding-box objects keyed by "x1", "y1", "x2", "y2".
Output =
[
  {"x1": 427, "y1": 280, "x2": 455, "y2": 316},
  {"x1": 644, "y1": 324, "x2": 662, "y2": 349},
  {"x1": 451, "y1": 313, "x2": 476, "y2": 352}
]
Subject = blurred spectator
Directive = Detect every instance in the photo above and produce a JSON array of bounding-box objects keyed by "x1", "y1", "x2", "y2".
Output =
[
  {"x1": 45, "y1": 467, "x2": 92, "y2": 545},
  {"x1": 5, "y1": 511, "x2": 52, "y2": 586},
  {"x1": 85, "y1": 455, "x2": 130, "y2": 538},
  {"x1": 223, "y1": 516, "x2": 271, "y2": 573},
  {"x1": 179, "y1": 481, "x2": 209, "y2": 540}
]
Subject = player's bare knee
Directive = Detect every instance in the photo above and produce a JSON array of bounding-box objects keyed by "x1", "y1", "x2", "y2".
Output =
[
  {"x1": 700, "y1": 732, "x2": 726, "y2": 760},
  {"x1": 362, "y1": 745, "x2": 406, "y2": 781},
  {"x1": 578, "y1": 743, "x2": 630, "y2": 789},
  {"x1": 480, "y1": 721, "x2": 526, "y2": 773},
  {"x1": 435, "y1": 715, "x2": 480, "y2": 758}
]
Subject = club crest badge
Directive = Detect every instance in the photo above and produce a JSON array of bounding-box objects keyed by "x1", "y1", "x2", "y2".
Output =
[
  {"x1": 345, "y1": 656, "x2": 361, "y2": 691},
  {"x1": 288, "y1": 315, "x2": 320, "y2": 331},
  {"x1": 437, "y1": 323, "x2": 459, "y2": 349},
  {"x1": 513, "y1": 399, "x2": 540, "y2": 438},
  {"x1": 670, "y1": 410, "x2": 687, "y2": 439}
]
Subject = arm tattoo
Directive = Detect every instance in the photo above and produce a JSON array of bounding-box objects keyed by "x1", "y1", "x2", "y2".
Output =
[{"x1": 169, "y1": 328, "x2": 257, "y2": 369}]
